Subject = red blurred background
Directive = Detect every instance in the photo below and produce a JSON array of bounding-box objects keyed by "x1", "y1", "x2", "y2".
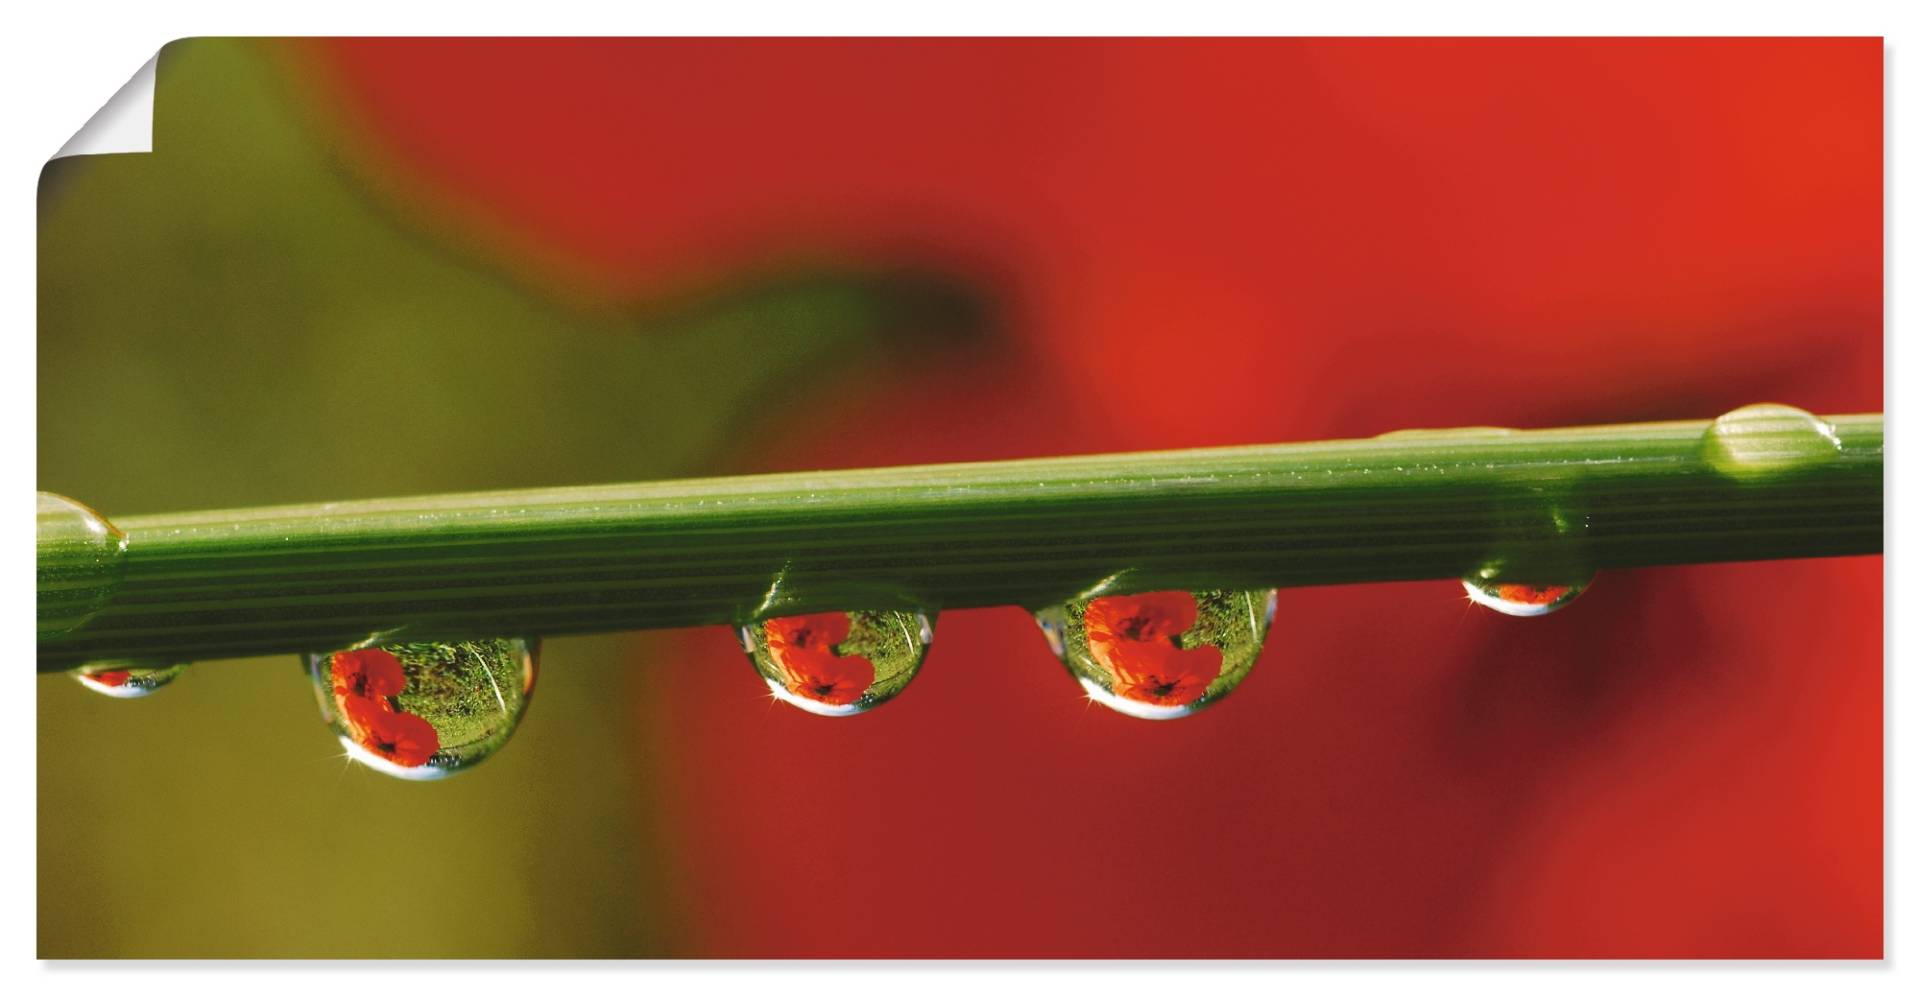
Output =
[{"x1": 300, "y1": 38, "x2": 1881, "y2": 956}]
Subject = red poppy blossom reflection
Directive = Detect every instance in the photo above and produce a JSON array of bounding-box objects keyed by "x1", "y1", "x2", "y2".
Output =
[
  {"x1": 1101, "y1": 640, "x2": 1223, "y2": 707},
  {"x1": 341, "y1": 696, "x2": 439, "y2": 767},
  {"x1": 1084, "y1": 592, "x2": 1198, "y2": 643},
  {"x1": 331, "y1": 648, "x2": 407, "y2": 701},
  {"x1": 764, "y1": 613, "x2": 851, "y2": 653},
  {"x1": 1462, "y1": 577, "x2": 1589, "y2": 617},
  {"x1": 329, "y1": 647, "x2": 438, "y2": 768},
  {"x1": 763, "y1": 613, "x2": 875, "y2": 705},
  {"x1": 1083, "y1": 592, "x2": 1223, "y2": 707},
  {"x1": 1494, "y1": 583, "x2": 1574, "y2": 605}
]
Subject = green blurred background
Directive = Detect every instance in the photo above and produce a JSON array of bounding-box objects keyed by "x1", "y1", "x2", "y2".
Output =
[{"x1": 37, "y1": 38, "x2": 986, "y2": 957}]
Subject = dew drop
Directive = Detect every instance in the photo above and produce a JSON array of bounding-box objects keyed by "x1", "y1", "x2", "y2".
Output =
[
  {"x1": 739, "y1": 609, "x2": 934, "y2": 716},
  {"x1": 73, "y1": 661, "x2": 189, "y2": 698},
  {"x1": 1461, "y1": 574, "x2": 1591, "y2": 617},
  {"x1": 1702, "y1": 403, "x2": 1841, "y2": 478},
  {"x1": 37, "y1": 492, "x2": 129, "y2": 640},
  {"x1": 1032, "y1": 588, "x2": 1275, "y2": 720},
  {"x1": 306, "y1": 638, "x2": 539, "y2": 780},
  {"x1": 1374, "y1": 426, "x2": 1517, "y2": 441}
]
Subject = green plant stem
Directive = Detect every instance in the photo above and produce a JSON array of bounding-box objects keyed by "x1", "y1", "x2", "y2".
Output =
[{"x1": 37, "y1": 412, "x2": 1883, "y2": 671}]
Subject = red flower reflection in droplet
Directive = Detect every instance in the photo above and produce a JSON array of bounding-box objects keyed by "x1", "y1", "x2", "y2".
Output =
[
  {"x1": 764, "y1": 613, "x2": 852, "y2": 653},
  {"x1": 1494, "y1": 583, "x2": 1573, "y2": 606},
  {"x1": 81, "y1": 670, "x2": 131, "y2": 688},
  {"x1": 1083, "y1": 591, "x2": 1223, "y2": 707},
  {"x1": 1101, "y1": 640, "x2": 1223, "y2": 707},
  {"x1": 763, "y1": 613, "x2": 874, "y2": 705},
  {"x1": 331, "y1": 648, "x2": 407, "y2": 701},
  {"x1": 1083, "y1": 592, "x2": 1200, "y2": 643},
  {"x1": 778, "y1": 650, "x2": 877, "y2": 706},
  {"x1": 342, "y1": 695, "x2": 439, "y2": 767}
]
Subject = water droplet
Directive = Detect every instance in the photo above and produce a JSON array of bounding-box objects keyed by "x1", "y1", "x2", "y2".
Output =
[
  {"x1": 1374, "y1": 426, "x2": 1517, "y2": 441},
  {"x1": 73, "y1": 661, "x2": 189, "y2": 698},
  {"x1": 739, "y1": 609, "x2": 933, "y2": 716},
  {"x1": 37, "y1": 492, "x2": 129, "y2": 640},
  {"x1": 307, "y1": 638, "x2": 539, "y2": 780},
  {"x1": 1032, "y1": 588, "x2": 1275, "y2": 720},
  {"x1": 1702, "y1": 403, "x2": 1841, "y2": 478},
  {"x1": 1461, "y1": 573, "x2": 1591, "y2": 617}
]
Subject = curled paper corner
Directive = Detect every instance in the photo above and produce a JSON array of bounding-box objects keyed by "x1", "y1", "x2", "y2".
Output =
[{"x1": 52, "y1": 53, "x2": 158, "y2": 159}]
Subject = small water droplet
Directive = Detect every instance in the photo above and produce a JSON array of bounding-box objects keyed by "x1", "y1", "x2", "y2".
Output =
[
  {"x1": 1374, "y1": 426, "x2": 1517, "y2": 441},
  {"x1": 1032, "y1": 588, "x2": 1274, "y2": 720},
  {"x1": 1702, "y1": 403, "x2": 1841, "y2": 478},
  {"x1": 37, "y1": 492, "x2": 129, "y2": 640},
  {"x1": 1461, "y1": 574, "x2": 1591, "y2": 617},
  {"x1": 73, "y1": 661, "x2": 189, "y2": 698},
  {"x1": 739, "y1": 609, "x2": 933, "y2": 716},
  {"x1": 307, "y1": 638, "x2": 539, "y2": 780}
]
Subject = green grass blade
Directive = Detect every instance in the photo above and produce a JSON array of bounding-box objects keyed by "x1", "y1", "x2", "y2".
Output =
[{"x1": 37, "y1": 409, "x2": 1883, "y2": 671}]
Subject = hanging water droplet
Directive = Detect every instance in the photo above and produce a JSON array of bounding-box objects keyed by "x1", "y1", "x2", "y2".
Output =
[
  {"x1": 1461, "y1": 574, "x2": 1591, "y2": 617},
  {"x1": 1460, "y1": 478, "x2": 1596, "y2": 618},
  {"x1": 739, "y1": 609, "x2": 934, "y2": 716},
  {"x1": 1702, "y1": 403, "x2": 1841, "y2": 478},
  {"x1": 306, "y1": 638, "x2": 539, "y2": 780},
  {"x1": 72, "y1": 661, "x2": 189, "y2": 698},
  {"x1": 1032, "y1": 588, "x2": 1275, "y2": 720},
  {"x1": 37, "y1": 492, "x2": 129, "y2": 640}
]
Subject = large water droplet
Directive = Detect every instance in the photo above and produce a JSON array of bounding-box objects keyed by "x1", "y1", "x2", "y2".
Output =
[
  {"x1": 37, "y1": 492, "x2": 129, "y2": 640},
  {"x1": 1033, "y1": 588, "x2": 1275, "y2": 720},
  {"x1": 1702, "y1": 403, "x2": 1841, "y2": 478},
  {"x1": 73, "y1": 661, "x2": 189, "y2": 698},
  {"x1": 307, "y1": 638, "x2": 539, "y2": 780},
  {"x1": 739, "y1": 609, "x2": 934, "y2": 716}
]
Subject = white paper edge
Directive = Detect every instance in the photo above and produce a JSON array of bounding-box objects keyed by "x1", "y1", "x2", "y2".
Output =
[{"x1": 51, "y1": 53, "x2": 157, "y2": 159}]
